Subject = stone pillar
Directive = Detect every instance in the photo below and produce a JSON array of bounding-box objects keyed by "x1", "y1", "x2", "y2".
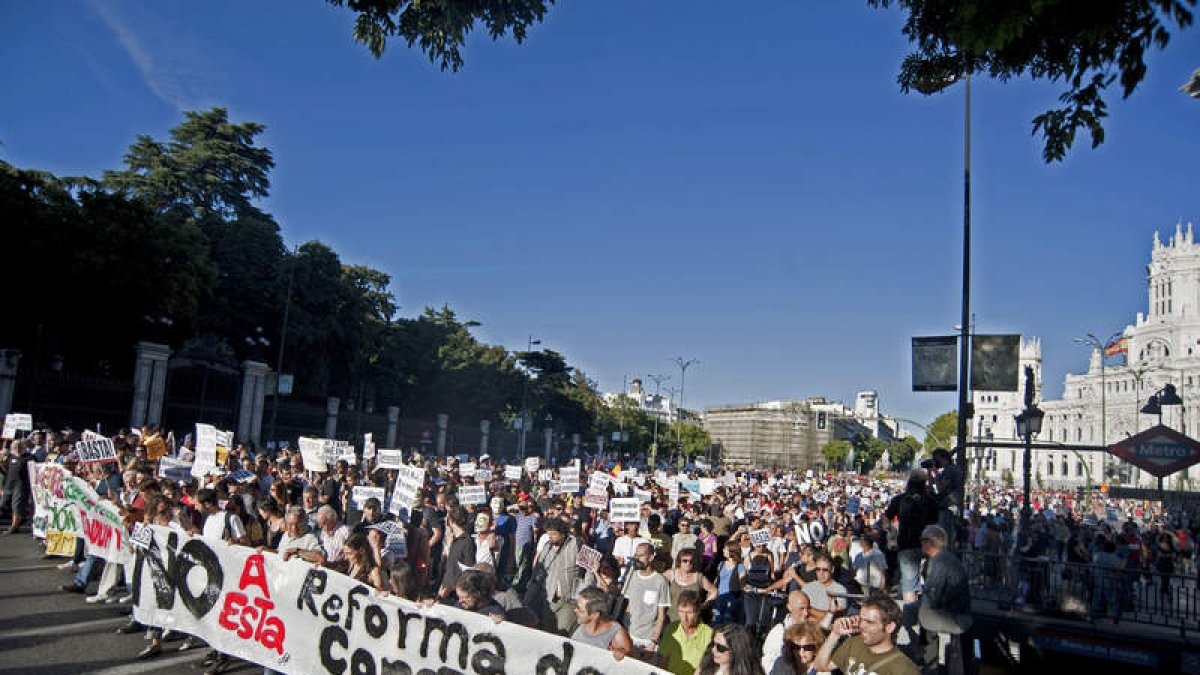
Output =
[
  {"x1": 237, "y1": 360, "x2": 270, "y2": 446},
  {"x1": 544, "y1": 426, "x2": 553, "y2": 461},
  {"x1": 325, "y1": 397, "x2": 340, "y2": 438},
  {"x1": 130, "y1": 342, "x2": 171, "y2": 429},
  {"x1": 479, "y1": 420, "x2": 490, "y2": 456},
  {"x1": 0, "y1": 350, "x2": 19, "y2": 417},
  {"x1": 571, "y1": 433, "x2": 581, "y2": 458},
  {"x1": 385, "y1": 406, "x2": 400, "y2": 448},
  {"x1": 596, "y1": 434, "x2": 605, "y2": 457},
  {"x1": 436, "y1": 414, "x2": 449, "y2": 457}
]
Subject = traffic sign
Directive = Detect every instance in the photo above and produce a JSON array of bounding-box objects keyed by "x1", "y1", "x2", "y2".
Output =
[{"x1": 1107, "y1": 424, "x2": 1200, "y2": 478}]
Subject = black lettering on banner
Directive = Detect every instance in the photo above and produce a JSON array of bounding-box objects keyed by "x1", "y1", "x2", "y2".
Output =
[
  {"x1": 380, "y1": 660, "x2": 411, "y2": 675},
  {"x1": 323, "y1": 594, "x2": 345, "y2": 624},
  {"x1": 299, "y1": 567, "x2": 329, "y2": 615},
  {"x1": 395, "y1": 607, "x2": 423, "y2": 651},
  {"x1": 321, "y1": 624, "x2": 348, "y2": 674},
  {"x1": 346, "y1": 584, "x2": 370, "y2": 630},
  {"x1": 536, "y1": 641, "x2": 574, "y2": 675},
  {"x1": 470, "y1": 634, "x2": 506, "y2": 675},
  {"x1": 132, "y1": 530, "x2": 222, "y2": 618},
  {"x1": 350, "y1": 648, "x2": 376, "y2": 675},
  {"x1": 421, "y1": 618, "x2": 469, "y2": 669},
  {"x1": 365, "y1": 604, "x2": 388, "y2": 639}
]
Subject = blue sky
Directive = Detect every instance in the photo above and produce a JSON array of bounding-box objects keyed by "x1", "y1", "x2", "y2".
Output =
[{"x1": 3, "y1": 1, "x2": 1199, "y2": 436}]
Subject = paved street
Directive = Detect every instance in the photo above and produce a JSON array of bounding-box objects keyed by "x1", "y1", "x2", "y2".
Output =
[{"x1": 0, "y1": 531, "x2": 241, "y2": 675}]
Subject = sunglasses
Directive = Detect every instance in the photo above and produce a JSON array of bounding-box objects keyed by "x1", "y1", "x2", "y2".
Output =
[
  {"x1": 815, "y1": 566, "x2": 832, "y2": 572},
  {"x1": 712, "y1": 642, "x2": 730, "y2": 654},
  {"x1": 792, "y1": 643, "x2": 817, "y2": 652}
]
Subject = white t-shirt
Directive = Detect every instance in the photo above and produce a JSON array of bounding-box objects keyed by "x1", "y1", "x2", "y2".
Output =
[{"x1": 203, "y1": 511, "x2": 247, "y2": 543}]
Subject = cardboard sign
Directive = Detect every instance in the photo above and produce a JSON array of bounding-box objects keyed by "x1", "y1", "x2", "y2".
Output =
[
  {"x1": 459, "y1": 462, "x2": 477, "y2": 476},
  {"x1": 458, "y1": 485, "x2": 486, "y2": 506},
  {"x1": 157, "y1": 457, "x2": 194, "y2": 483},
  {"x1": 524, "y1": 456, "x2": 540, "y2": 473},
  {"x1": 363, "y1": 433, "x2": 375, "y2": 459},
  {"x1": 75, "y1": 438, "x2": 117, "y2": 464},
  {"x1": 633, "y1": 489, "x2": 652, "y2": 504},
  {"x1": 795, "y1": 521, "x2": 828, "y2": 545},
  {"x1": 749, "y1": 528, "x2": 771, "y2": 547},
  {"x1": 559, "y1": 467, "x2": 580, "y2": 493},
  {"x1": 548, "y1": 481, "x2": 562, "y2": 496},
  {"x1": 298, "y1": 437, "x2": 328, "y2": 472},
  {"x1": 576, "y1": 545, "x2": 602, "y2": 573},
  {"x1": 588, "y1": 472, "x2": 611, "y2": 493},
  {"x1": 388, "y1": 465, "x2": 426, "y2": 519},
  {"x1": 504, "y1": 465, "x2": 523, "y2": 480},
  {"x1": 375, "y1": 449, "x2": 404, "y2": 470},
  {"x1": 583, "y1": 490, "x2": 608, "y2": 510},
  {"x1": 538, "y1": 469, "x2": 554, "y2": 482},
  {"x1": 610, "y1": 480, "x2": 629, "y2": 496},
  {"x1": 474, "y1": 468, "x2": 492, "y2": 483},
  {"x1": 1, "y1": 413, "x2": 32, "y2": 439},
  {"x1": 351, "y1": 486, "x2": 386, "y2": 511},
  {"x1": 609, "y1": 497, "x2": 641, "y2": 523},
  {"x1": 143, "y1": 435, "x2": 167, "y2": 461},
  {"x1": 698, "y1": 478, "x2": 716, "y2": 495}
]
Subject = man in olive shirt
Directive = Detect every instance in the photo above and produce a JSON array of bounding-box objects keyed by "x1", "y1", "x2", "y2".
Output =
[
  {"x1": 813, "y1": 592, "x2": 920, "y2": 675},
  {"x1": 658, "y1": 590, "x2": 712, "y2": 675}
]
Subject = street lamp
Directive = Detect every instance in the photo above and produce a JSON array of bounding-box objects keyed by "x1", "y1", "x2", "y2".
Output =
[
  {"x1": 1074, "y1": 331, "x2": 1122, "y2": 479},
  {"x1": 1014, "y1": 366, "x2": 1044, "y2": 541},
  {"x1": 1140, "y1": 383, "x2": 1183, "y2": 491},
  {"x1": 671, "y1": 356, "x2": 699, "y2": 459},
  {"x1": 517, "y1": 336, "x2": 541, "y2": 458}
]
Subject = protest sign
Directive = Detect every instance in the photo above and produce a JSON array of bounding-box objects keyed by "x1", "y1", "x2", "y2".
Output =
[
  {"x1": 458, "y1": 462, "x2": 477, "y2": 477},
  {"x1": 538, "y1": 469, "x2": 555, "y2": 483},
  {"x1": 576, "y1": 545, "x2": 602, "y2": 573},
  {"x1": 609, "y1": 480, "x2": 628, "y2": 496},
  {"x1": 795, "y1": 520, "x2": 829, "y2": 545},
  {"x1": 458, "y1": 485, "x2": 486, "y2": 506},
  {"x1": 370, "y1": 521, "x2": 409, "y2": 558},
  {"x1": 750, "y1": 528, "x2": 771, "y2": 547},
  {"x1": 617, "y1": 469, "x2": 638, "y2": 482},
  {"x1": 194, "y1": 424, "x2": 219, "y2": 476},
  {"x1": 698, "y1": 478, "x2": 716, "y2": 496},
  {"x1": 474, "y1": 468, "x2": 491, "y2": 483},
  {"x1": 845, "y1": 497, "x2": 861, "y2": 516},
  {"x1": 351, "y1": 486, "x2": 386, "y2": 511},
  {"x1": 668, "y1": 479, "x2": 680, "y2": 505},
  {"x1": 363, "y1": 433, "x2": 375, "y2": 459},
  {"x1": 745, "y1": 498, "x2": 761, "y2": 513},
  {"x1": 157, "y1": 457, "x2": 194, "y2": 484},
  {"x1": 609, "y1": 497, "x2": 641, "y2": 523},
  {"x1": 548, "y1": 481, "x2": 562, "y2": 496},
  {"x1": 29, "y1": 462, "x2": 129, "y2": 562},
  {"x1": 75, "y1": 438, "x2": 117, "y2": 464},
  {"x1": 524, "y1": 456, "x2": 540, "y2": 473},
  {"x1": 144, "y1": 434, "x2": 167, "y2": 461},
  {"x1": 131, "y1": 526, "x2": 666, "y2": 675},
  {"x1": 583, "y1": 490, "x2": 608, "y2": 510},
  {"x1": 298, "y1": 437, "x2": 328, "y2": 472},
  {"x1": 229, "y1": 470, "x2": 257, "y2": 484},
  {"x1": 588, "y1": 472, "x2": 611, "y2": 493},
  {"x1": 1, "y1": 412, "x2": 32, "y2": 439},
  {"x1": 388, "y1": 465, "x2": 425, "y2": 519},
  {"x1": 375, "y1": 449, "x2": 403, "y2": 470},
  {"x1": 504, "y1": 465, "x2": 523, "y2": 481},
  {"x1": 559, "y1": 466, "x2": 580, "y2": 493},
  {"x1": 634, "y1": 489, "x2": 652, "y2": 504}
]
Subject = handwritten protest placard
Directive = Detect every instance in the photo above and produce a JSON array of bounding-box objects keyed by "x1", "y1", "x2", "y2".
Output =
[
  {"x1": 538, "y1": 469, "x2": 554, "y2": 482},
  {"x1": 504, "y1": 465, "x2": 523, "y2": 480},
  {"x1": 351, "y1": 486, "x2": 386, "y2": 510},
  {"x1": 583, "y1": 490, "x2": 608, "y2": 510},
  {"x1": 609, "y1": 497, "x2": 641, "y2": 523},
  {"x1": 576, "y1": 545, "x2": 602, "y2": 573},
  {"x1": 458, "y1": 462, "x2": 477, "y2": 476},
  {"x1": 458, "y1": 485, "x2": 486, "y2": 506},
  {"x1": 750, "y1": 528, "x2": 771, "y2": 547},
  {"x1": 559, "y1": 466, "x2": 580, "y2": 493},
  {"x1": 375, "y1": 449, "x2": 403, "y2": 470},
  {"x1": 524, "y1": 456, "x2": 540, "y2": 474},
  {"x1": 588, "y1": 472, "x2": 611, "y2": 493},
  {"x1": 1, "y1": 413, "x2": 32, "y2": 439},
  {"x1": 131, "y1": 526, "x2": 669, "y2": 675},
  {"x1": 388, "y1": 465, "x2": 425, "y2": 518},
  {"x1": 75, "y1": 438, "x2": 117, "y2": 464},
  {"x1": 474, "y1": 468, "x2": 491, "y2": 483},
  {"x1": 298, "y1": 437, "x2": 328, "y2": 472}
]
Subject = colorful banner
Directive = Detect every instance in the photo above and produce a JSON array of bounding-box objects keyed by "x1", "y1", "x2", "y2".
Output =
[
  {"x1": 131, "y1": 526, "x2": 665, "y2": 675},
  {"x1": 29, "y1": 462, "x2": 131, "y2": 563}
]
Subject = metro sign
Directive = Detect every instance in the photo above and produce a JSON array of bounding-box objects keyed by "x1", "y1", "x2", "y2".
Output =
[{"x1": 1107, "y1": 424, "x2": 1200, "y2": 478}]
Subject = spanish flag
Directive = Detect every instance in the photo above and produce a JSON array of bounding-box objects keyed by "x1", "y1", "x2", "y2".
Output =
[
  {"x1": 610, "y1": 463, "x2": 622, "y2": 477},
  {"x1": 1104, "y1": 337, "x2": 1129, "y2": 357}
]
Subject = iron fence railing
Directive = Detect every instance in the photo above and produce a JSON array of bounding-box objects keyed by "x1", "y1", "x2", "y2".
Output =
[{"x1": 961, "y1": 550, "x2": 1200, "y2": 635}]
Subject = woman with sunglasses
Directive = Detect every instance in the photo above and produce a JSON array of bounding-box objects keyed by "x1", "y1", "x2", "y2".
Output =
[
  {"x1": 664, "y1": 550, "x2": 718, "y2": 622},
  {"x1": 775, "y1": 622, "x2": 829, "y2": 675},
  {"x1": 694, "y1": 624, "x2": 765, "y2": 675}
]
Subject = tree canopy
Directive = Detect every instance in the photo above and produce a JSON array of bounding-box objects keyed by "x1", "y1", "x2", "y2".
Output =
[{"x1": 328, "y1": 0, "x2": 1197, "y2": 162}]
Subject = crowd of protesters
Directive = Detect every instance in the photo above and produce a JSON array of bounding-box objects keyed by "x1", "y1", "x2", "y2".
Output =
[{"x1": 1, "y1": 423, "x2": 1198, "y2": 675}]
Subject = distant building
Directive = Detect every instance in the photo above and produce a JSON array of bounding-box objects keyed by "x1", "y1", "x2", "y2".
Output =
[
  {"x1": 601, "y1": 376, "x2": 700, "y2": 425},
  {"x1": 973, "y1": 223, "x2": 1200, "y2": 490},
  {"x1": 704, "y1": 392, "x2": 899, "y2": 469}
]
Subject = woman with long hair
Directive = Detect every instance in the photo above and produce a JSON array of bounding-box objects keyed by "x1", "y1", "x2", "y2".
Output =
[
  {"x1": 714, "y1": 541, "x2": 747, "y2": 624},
  {"x1": 343, "y1": 532, "x2": 386, "y2": 591},
  {"x1": 695, "y1": 624, "x2": 765, "y2": 675},
  {"x1": 776, "y1": 622, "x2": 829, "y2": 675}
]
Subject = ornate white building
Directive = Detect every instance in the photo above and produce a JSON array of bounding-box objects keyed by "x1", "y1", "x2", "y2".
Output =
[{"x1": 973, "y1": 223, "x2": 1200, "y2": 490}]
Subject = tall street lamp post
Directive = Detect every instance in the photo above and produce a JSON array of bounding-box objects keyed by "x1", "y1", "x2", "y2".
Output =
[
  {"x1": 1074, "y1": 331, "x2": 1123, "y2": 481},
  {"x1": 1014, "y1": 366, "x2": 1045, "y2": 543},
  {"x1": 1140, "y1": 383, "x2": 1183, "y2": 491},
  {"x1": 646, "y1": 373, "x2": 670, "y2": 463},
  {"x1": 517, "y1": 336, "x2": 541, "y2": 458},
  {"x1": 671, "y1": 357, "x2": 699, "y2": 458}
]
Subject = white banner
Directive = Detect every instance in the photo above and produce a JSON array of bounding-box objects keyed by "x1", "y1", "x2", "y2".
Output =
[
  {"x1": 388, "y1": 465, "x2": 425, "y2": 519},
  {"x1": 350, "y1": 487, "x2": 386, "y2": 511},
  {"x1": 298, "y1": 437, "x2": 328, "y2": 472},
  {"x1": 458, "y1": 485, "x2": 486, "y2": 506},
  {"x1": 504, "y1": 465, "x2": 523, "y2": 480},
  {"x1": 375, "y1": 449, "x2": 404, "y2": 470},
  {"x1": 609, "y1": 497, "x2": 640, "y2": 523},
  {"x1": 29, "y1": 462, "x2": 130, "y2": 563},
  {"x1": 130, "y1": 526, "x2": 665, "y2": 675},
  {"x1": 75, "y1": 438, "x2": 117, "y2": 464}
]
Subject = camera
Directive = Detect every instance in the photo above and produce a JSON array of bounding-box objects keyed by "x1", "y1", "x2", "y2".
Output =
[{"x1": 919, "y1": 459, "x2": 936, "y2": 470}]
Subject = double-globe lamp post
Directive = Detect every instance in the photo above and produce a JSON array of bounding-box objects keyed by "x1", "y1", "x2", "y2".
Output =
[{"x1": 1014, "y1": 366, "x2": 1045, "y2": 542}]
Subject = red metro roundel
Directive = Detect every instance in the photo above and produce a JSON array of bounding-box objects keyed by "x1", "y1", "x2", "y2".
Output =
[{"x1": 1107, "y1": 424, "x2": 1200, "y2": 478}]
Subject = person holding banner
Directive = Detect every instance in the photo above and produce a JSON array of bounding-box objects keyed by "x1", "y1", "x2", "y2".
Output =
[
  {"x1": 438, "y1": 507, "x2": 477, "y2": 602},
  {"x1": 572, "y1": 586, "x2": 634, "y2": 660},
  {"x1": 1, "y1": 440, "x2": 33, "y2": 534},
  {"x1": 526, "y1": 518, "x2": 581, "y2": 635}
]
